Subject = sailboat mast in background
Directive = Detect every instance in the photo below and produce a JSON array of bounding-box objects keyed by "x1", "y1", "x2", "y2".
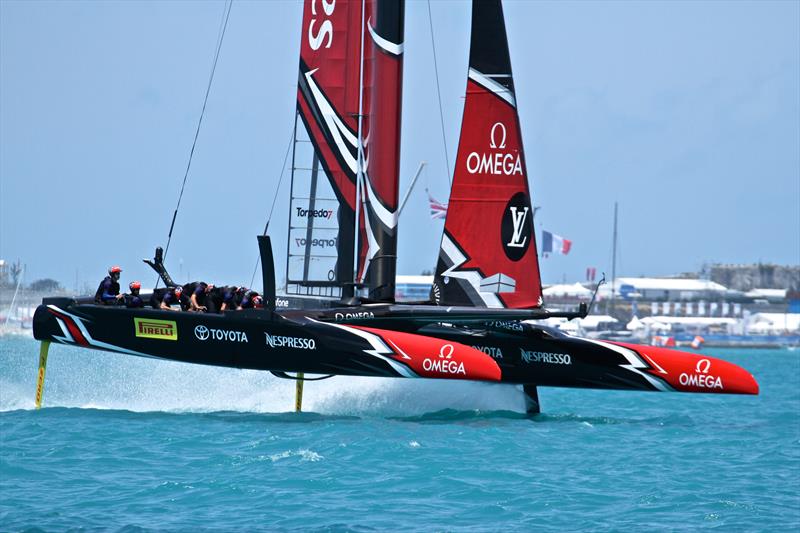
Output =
[{"x1": 606, "y1": 201, "x2": 619, "y2": 316}]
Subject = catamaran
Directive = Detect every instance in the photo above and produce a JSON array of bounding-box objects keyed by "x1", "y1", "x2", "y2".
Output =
[{"x1": 32, "y1": 0, "x2": 758, "y2": 413}]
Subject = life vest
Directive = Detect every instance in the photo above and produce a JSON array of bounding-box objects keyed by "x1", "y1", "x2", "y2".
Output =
[
  {"x1": 94, "y1": 276, "x2": 120, "y2": 304},
  {"x1": 124, "y1": 294, "x2": 144, "y2": 308}
]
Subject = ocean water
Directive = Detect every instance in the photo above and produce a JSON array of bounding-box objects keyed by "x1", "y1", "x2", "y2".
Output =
[{"x1": 1, "y1": 334, "x2": 798, "y2": 532}]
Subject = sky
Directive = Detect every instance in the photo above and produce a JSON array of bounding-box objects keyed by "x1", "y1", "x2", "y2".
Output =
[{"x1": 1, "y1": 0, "x2": 798, "y2": 293}]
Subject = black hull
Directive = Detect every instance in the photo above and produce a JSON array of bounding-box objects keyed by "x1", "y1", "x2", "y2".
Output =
[{"x1": 33, "y1": 299, "x2": 759, "y2": 396}]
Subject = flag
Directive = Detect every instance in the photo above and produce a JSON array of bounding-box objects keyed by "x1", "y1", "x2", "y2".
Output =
[
  {"x1": 427, "y1": 190, "x2": 447, "y2": 220},
  {"x1": 542, "y1": 230, "x2": 572, "y2": 256},
  {"x1": 585, "y1": 267, "x2": 596, "y2": 282}
]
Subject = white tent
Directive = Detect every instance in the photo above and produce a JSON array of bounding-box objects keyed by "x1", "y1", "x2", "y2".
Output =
[
  {"x1": 543, "y1": 283, "x2": 593, "y2": 298},
  {"x1": 577, "y1": 315, "x2": 618, "y2": 330},
  {"x1": 744, "y1": 289, "x2": 787, "y2": 302},
  {"x1": 626, "y1": 316, "x2": 644, "y2": 331},
  {"x1": 746, "y1": 313, "x2": 800, "y2": 334}
]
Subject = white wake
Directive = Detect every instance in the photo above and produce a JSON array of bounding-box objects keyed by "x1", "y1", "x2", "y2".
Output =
[{"x1": 1, "y1": 339, "x2": 526, "y2": 415}]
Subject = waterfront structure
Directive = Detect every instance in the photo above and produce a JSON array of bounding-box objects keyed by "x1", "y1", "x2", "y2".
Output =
[{"x1": 598, "y1": 277, "x2": 732, "y2": 301}]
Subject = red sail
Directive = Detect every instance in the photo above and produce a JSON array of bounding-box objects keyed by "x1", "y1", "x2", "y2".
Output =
[
  {"x1": 432, "y1": 0, "x2": 543, "y2": 309},
  {"x1": 288, "y1": 0, "x2": 364, "y2": 297},
  {"x1": 357, "y1": 0, "x2": 405, "y2": 301},
  {"x1": 288, "y1": 0, "x2": 405, "y2": 301}
]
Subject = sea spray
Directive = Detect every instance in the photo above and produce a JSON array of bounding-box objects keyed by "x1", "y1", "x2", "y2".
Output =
[{"x1": 1, "y1": 337, "x2": 524, "y2": 414}]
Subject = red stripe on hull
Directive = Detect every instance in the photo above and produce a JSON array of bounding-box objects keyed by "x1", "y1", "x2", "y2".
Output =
[
  {"x1": 354, "y1": 326, "x2": 502, "y2": 381},
  {"x1": 615, "y1": 342, "x2": 759, "y2": 395},
  {"x1": 47, "y1": 308, "x2": 89, "y2": 347}
]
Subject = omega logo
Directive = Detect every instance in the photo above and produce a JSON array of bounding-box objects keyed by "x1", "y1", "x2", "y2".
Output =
[
  {"x1": 679, "y1": 358, "x2": 723, "y2": 390},
  {"x1": 438, "y1": 344, "x2": 454, "y2": 359},
  {"x1": 422, "y1": 344, "x2": 466, "y2": 375},
  {"x1": 466, "y1": 121, "x2": 522, "y2": 176},
  {"x1": 489, "y1": 122, "x2": 507, "y2": 149}
]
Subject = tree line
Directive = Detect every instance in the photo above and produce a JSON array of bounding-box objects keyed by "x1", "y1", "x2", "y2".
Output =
[{"x1": 0, "y1": 259, "x2": 62, "y2": 292}]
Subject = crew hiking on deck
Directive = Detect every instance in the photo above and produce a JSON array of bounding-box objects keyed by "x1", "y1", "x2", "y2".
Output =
[
  {"x1": 155, "y1": 286, "x2": 188, "y2": 311},
  {"x1": 123, "y1": 281, "x2": 144, "y2": 308},
  {"x1": 94, "y1": 266, "x2": 124, "y2": 305},
  {"x1": 95, "y1": 260, "x2": 264, "y2": 313},
  {"x1": 238, "y1": 290, "x2": 263, "y2": 310},
  {"x1": 183, "y1": 281, "x2": 214, "y2": 312}
]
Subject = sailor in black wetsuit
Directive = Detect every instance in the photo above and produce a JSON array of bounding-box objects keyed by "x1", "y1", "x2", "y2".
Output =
[
  {"x1": 182, "y1": 281, "x2": 213, "y2": 312},
  {"x1": 204, "y1": 285, "x2": 227, "y2": 314},
  {"x1": 159, "y1": 286, "x2": 187, "y2": 311},
  {"x1": 238, "y1": 291, "x2": 263, "y2": 310},
  {"x1": 94, "y1": 266, "x2": 124, "y2": 305},
  {"x1": 220, "y1": 286, "x2": 245, "y2": 312},
  {"x1": 124, "y1": 281, "x2": 145, "y2": 308}
]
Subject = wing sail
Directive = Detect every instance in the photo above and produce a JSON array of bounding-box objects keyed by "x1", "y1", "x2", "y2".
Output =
[
  {"x1": 432, "y1": 0, "x2": 543, "y2": 309},
  {"x1": 288, "y1": 0, "x2": 364, "y2": 298},
  {"x1": 287, "y1": 0, "x2": 405, "y2": 302}
]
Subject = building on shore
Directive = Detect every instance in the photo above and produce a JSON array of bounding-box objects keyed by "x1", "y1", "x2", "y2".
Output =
[
  {"x1": 707, "y1": 263, "x2": 800, "y2": 292},
  {"x1": 597, "y1": 277, "x2": 733, "y2": 302}
]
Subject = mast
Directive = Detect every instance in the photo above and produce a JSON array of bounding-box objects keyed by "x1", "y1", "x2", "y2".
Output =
[
  {"x1": 358, "y1": 0, "x2": 406, "y2": 302},
  {"x1": 607, "y1": 201, "x2": 618, "y2": 316},
  {"x1": 351, "y1": 0, "x2": 367, "y2": 300}
]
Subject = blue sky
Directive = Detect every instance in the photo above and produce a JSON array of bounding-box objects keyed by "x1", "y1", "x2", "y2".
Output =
[{"x1": 1, "y1": 0, "x2": 798, "y2": 292}]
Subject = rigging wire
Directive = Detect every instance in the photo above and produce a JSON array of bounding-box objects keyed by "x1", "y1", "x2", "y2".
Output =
[
  {"x1": 249, "y1": 130, "x2": 295, "y2": 289},
  {"x1": 162, "y1": 0, "x2": 233, "y2": 266},
  {"x1": 426, "y1": 0, "x2": 451, "y2": 184}
]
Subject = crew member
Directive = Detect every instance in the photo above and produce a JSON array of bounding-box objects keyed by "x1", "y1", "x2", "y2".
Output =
[
  {"x1": 94, "y1": 266, "x2": 124, "y2": 305},
  {"x1": 183, "y1": 281, "x2": 213, "y2": 312},
  {"x1": 124, "y1": 281, "x2": 145, "y2": 308},
  {"x1": 238, "y1": 291, "x2": 262, "y2": 310},
  {"x1": 159, "y1": 286, "x2": 186, "y2": 311},
  {"x1": 220, "y1": 285, "x2": 244, "y2": 312},
  {"x1": 204, "y1": 285, "x2": 227, "y2": 314}
]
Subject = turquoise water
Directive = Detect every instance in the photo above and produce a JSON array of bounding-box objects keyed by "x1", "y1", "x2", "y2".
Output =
[{"x1": 1, "y1": 335, "x2": 798, "y2": 531}]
